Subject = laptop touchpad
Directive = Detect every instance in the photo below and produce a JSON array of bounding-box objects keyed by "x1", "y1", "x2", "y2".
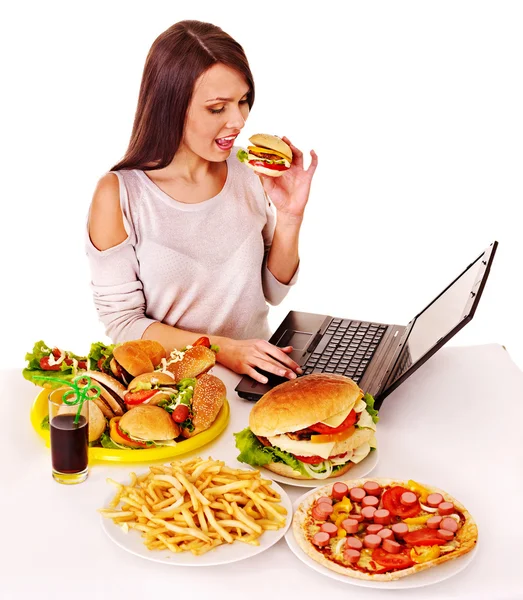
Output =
[{"x1": 276, "y1": 330, "x2": 314, "y2": 350}]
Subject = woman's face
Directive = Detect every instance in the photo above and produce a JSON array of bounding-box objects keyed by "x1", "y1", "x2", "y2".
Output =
[{"x1": 182, "y1": 63, "x2": 251, "y2": 162}]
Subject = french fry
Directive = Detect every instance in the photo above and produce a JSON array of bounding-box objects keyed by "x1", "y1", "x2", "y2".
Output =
[
  {"x1": 203, "y1": 506, "x2": 233, "y2": 543},
  {"x1": 204, "y1": 480, "x2": 251, "y2": 495},
  {"x1": 244, "y1": 489, "x2": 286, "y2": 523},
  {"x1": 231, "y1": 502, "x2": 263, "y2": 534},
  {"x1": 99, "y1": 510, "x2": 134, "y2": 519}
]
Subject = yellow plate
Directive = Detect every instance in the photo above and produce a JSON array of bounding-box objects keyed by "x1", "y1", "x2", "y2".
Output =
[{"x1": 30, "y1": 389, "x2": 230, "y2": 463}]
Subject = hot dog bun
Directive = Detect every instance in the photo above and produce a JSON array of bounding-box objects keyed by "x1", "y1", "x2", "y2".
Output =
[
  {"x1": 181, "y1": 373, "x2": 226, "y2": 438},
  {"x1": 166, "y1": 346, "x2": 216, "y2": 382}
]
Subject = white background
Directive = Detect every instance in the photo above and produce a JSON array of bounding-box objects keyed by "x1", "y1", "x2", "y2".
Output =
[{"x1": 3, "y1": 1, "x2": 522, "y2": 370}]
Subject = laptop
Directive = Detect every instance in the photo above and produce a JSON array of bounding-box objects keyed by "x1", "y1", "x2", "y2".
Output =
[{"x1": 235, "y1": 241, "x2": 498, "y2": 408}]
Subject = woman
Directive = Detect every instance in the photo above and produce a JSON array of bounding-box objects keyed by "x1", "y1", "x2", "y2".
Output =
[{"x1": 87, "y1": 20, "x2": 318, "y2": 384}]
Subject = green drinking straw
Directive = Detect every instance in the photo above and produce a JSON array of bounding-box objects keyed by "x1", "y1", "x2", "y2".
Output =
[{"x1": 33, "y1": 375, "x2": 102, "y2": 425}]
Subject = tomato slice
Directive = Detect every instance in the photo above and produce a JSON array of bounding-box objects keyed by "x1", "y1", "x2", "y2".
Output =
[
  {"x1": 248, "y1": 160, "x2": 288, "y2": 171},
  {"x1": 294, "y1": 452, "x2": 348, "y2": 465},
  {"x1": 294, "y1": 455, "x2": 324, "y2": 464},
  {"x1": 77, "y1": 360, "x2": 88, "y2": 370},
  {"x1": 115, "y1": 421, "x2": 148, "y2": 447},
  {"x1": 372, "y1": 547, "x2": 415, "y2": 570},
  {"x1": 308, "y1": 410, "x2": 358, "y2": 434},
  {"x1": 124, "y1": 390, "x2": 157, "y2": 405},
  {"x1": 382, "y1": 486, "x2": 421, "y2": 518},
  {"x1": 39, "y1": 357, "x2": 60, "y2": 371},
  {"x1": 193, "y1": 337, "x2": 211, "y2": 348},
  {"x1": 403, "y1": 528, "x2": 448, "y2": 546}
]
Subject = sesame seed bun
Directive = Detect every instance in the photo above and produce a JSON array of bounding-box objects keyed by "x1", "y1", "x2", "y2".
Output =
[
  {"x1": 181, "y1": 373, "x2": 226, "y2": 438},
  {"x1": 166, "y1": 346, "x2": 216, "y2": 382}
]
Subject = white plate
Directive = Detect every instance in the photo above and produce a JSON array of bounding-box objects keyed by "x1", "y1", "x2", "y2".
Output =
[
  {"x1": 285, "y1": 491, "x2": 477, "y2": 589},
  {"x1": 100, "y1": 478, "x2": 292, "y2": 566},
  {"x1": 260, "y1": 447, "x2": 379, "y2": 488}
]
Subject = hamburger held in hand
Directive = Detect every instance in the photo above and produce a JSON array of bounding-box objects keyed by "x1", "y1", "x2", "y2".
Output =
[
  {"x1": 236, "y1": 134, "x2": 292, "y2": 177},
  {"x1": 235, "y1": 374, "x2": 379, "y2": 480}
]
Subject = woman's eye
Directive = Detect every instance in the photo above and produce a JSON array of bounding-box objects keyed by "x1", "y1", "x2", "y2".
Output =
[
  {"x1": 209, "y1": 106, "x2": 225, "y2": 114},
  {"x1": 239, "y1": 99, "x2": 249, "y2": 105}
]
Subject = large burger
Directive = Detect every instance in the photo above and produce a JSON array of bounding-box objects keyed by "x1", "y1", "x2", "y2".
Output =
[
  {"x1": 235, "y1": 374, "x2": 378, "y2": 480},
  {"x1": 236, "y1": 134, "x2": 292, "y2": 177}
]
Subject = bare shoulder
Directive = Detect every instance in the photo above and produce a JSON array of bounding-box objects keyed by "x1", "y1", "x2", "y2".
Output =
[{"x1": 88, "y1": 173, "x2": 128, "y2": 251}]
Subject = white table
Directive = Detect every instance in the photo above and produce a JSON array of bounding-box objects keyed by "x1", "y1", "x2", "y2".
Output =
[{"x1": 2, "y1": 344, "x2": 523, "y2": 599}]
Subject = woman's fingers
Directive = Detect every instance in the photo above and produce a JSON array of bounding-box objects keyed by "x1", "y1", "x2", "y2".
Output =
[
  {"x1": 282, "y1": 136, "x2": 318, "y2": 176},
  {"x1": 282, "y1": 136, "x2": 304, "y2": 169},
  {"x1": 243, "y1": 365, "x2": 270, "y2": 384},
  {"x1": 253, "y1": 357, "x2": 297, "y2": 380},
  {"x1": 259, "y1": 341, "x2": 303, "y2": 373},
  {"x1": 308, "y1": 150, "x2": 319, "y2": 175}
]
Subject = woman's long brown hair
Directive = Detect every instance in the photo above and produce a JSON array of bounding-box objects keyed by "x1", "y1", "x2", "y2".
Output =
[{"x1": 111, "y1": 20, "x2": 255, "y2": 172}]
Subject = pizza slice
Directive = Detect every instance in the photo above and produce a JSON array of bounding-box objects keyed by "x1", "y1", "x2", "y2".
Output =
[{"x1": 292, "y1": 478, "x2": 478, "y2": 581}]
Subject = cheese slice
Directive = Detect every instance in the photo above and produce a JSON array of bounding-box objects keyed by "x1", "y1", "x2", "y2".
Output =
[
  {"x1": 319, "y1": 406, "x2": 353, "y2": 428},
  {"x1": 351, "y1": 442, "x2": 371, "y2": 464},
  {"x1": 267, "y1": 435, "x2": 336, "y2": 459},
  {"x1": 319, "y1": 393, "x2": 364, "y2": 427},
  {"x1": 356, "y1": 409, "x2": 377, "y2": 431},
  {"x1": 247, "y1": 145, "x2": 291, "y2": 161},
  {"x1": 354, "y1": 399, "x2": 367, "y2": 413}
]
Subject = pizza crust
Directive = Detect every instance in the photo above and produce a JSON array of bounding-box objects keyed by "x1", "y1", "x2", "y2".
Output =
[{"x1": 292, "y1": 478, "x2": 478, "y2": 582}]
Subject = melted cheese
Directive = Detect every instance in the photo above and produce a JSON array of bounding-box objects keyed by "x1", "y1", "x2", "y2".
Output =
[{"x1": 267, "y1": 435, "x2": 335, "y2": 459}]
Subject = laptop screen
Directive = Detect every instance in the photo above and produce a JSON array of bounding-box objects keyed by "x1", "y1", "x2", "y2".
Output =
[{"x1": 382, "y1": 242, "x2": 497, "y2": 395}]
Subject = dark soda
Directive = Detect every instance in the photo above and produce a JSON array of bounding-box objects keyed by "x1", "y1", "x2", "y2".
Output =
[{"x1": 50, "y1": 414, "x2": 88, "y2": 473}]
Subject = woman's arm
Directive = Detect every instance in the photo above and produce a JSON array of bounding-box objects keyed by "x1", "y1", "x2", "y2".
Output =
[
  {"x1": 89, "y1": 173, "x2": 128, "y2": 250},
  {"x1": 266, "y1": 213, "x2": 303, "y2": 284},
  {"x1": 258, "y1": 137, "x2": 318, "y2": 284}
]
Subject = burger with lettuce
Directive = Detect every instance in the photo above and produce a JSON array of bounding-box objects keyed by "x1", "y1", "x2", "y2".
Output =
[
  {"x1": 235, "y1": 373, "x2": 378, "y2": 480},
  {"x1": 236, "y1": 133, "x2": 292, "y2": 177}
]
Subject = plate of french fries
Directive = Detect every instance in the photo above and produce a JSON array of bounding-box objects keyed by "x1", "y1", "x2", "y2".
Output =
[{"x1": 99, "y1": 456, "x2": 292, "y2": 565}]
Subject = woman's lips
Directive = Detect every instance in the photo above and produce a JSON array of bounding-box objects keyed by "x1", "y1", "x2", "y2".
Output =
[{"x1": 215, "y1": 135, "x2": 237, "y2": 150}]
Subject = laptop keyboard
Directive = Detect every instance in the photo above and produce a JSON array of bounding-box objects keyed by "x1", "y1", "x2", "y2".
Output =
[{"x1": 301, "y1": 319, "x2": 387, "y2": 383}]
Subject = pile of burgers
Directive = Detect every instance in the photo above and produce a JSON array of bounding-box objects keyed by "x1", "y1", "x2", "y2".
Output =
[{"x1": 24, "y1": 337, "x2": 226, "y2": 449}]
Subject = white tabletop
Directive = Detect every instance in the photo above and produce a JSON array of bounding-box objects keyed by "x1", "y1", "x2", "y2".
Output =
[{"x1": 2, "y1": 343, "x2": 523, "y2": 599}]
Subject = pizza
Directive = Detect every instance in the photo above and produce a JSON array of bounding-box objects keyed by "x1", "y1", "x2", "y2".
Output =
[{"x1": 292, "y1": 478, "x2": 478, "y2": 581}]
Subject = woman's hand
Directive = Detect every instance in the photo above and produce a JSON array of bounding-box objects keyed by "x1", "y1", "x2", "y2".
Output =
[
  {"x1": 214, "y1": 337, "x2": 303, "y2": 383},
  {"x1": 258, "y1": 137, "x2": 318, "y2": 220}
]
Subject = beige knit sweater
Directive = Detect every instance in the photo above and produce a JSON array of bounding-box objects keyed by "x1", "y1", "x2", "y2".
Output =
[{"x1": 85, "y1": 148, "x2": 298, "y2": 343}]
